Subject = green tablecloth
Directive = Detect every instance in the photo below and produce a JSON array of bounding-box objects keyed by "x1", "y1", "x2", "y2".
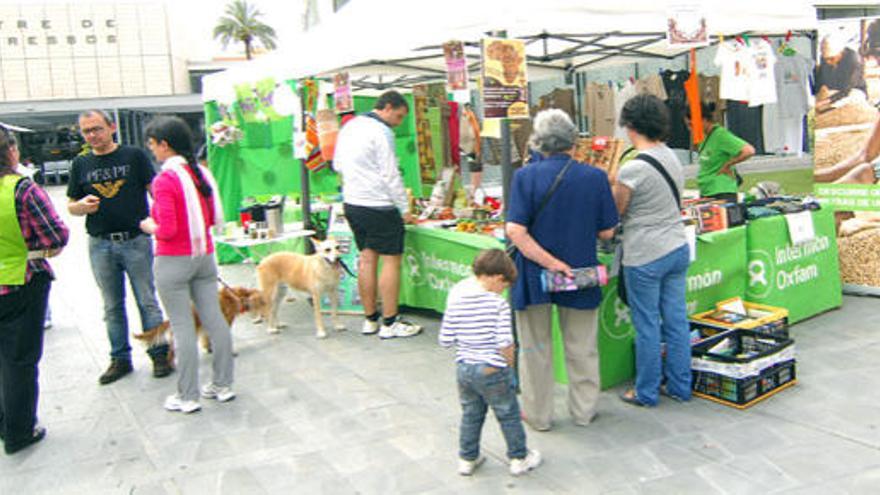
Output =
[
  {"x1": 745, "y1": 208, "x2": 842, "y2": 323},
  {"x1": 399, "y1": 226, "x2": 504, "y2": 311}
]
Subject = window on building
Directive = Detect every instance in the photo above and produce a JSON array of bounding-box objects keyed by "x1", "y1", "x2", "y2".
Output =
[{"x1": 303, "y1": 0, "x2": 320, "y2": 31}]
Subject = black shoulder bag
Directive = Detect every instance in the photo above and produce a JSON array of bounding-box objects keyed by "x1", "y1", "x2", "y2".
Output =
[
  {"x1": 617, "y1": 153, "x2": 681, "y2": 305},
  {"x1": 506, "y1": 159, "x2": 575, "y2": 260}
]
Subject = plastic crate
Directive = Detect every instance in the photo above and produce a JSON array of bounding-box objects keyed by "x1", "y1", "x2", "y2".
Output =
[
  {"x1": 691, "y1": 329, "x2": 796, "y2": 408},
  {"x1": 690, "y1": 300, "x2": 789, "y2": 342}
]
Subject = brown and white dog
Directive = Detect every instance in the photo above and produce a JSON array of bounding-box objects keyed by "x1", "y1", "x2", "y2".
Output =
[
  {"x1": 134, "y1": 284, "x2": 264, "y2": 362},
  {"x1": 254, "y1": 238, "x2": 346, "y2": 338}
]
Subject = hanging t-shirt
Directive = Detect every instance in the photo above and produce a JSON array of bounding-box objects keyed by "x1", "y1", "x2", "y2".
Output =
[
  {"x1": 762, "y1": 104, "x2": 804, "y2": 156},
  {"x1": 715, "y1": 42, "x2": 751, "y2": 102},
  {"x1": 726, "y1": 100, "x2": 764, "y2": 155},
  {"x1": 775, "y1": 53, "x2": 813, "y2": 119},
  {"x1": 635, "y1": 74, "x2": 668, "y2": 100},
  {"x1": 746, "y1": 40, "x2": 778, "y2": 107},
  {"x1": 447, "y1": 101, "x2": 461, "y2": 167},
  {"x1": 697, "y1": 125, "x2": 748, "y2": 197},
  {"x1": 614, "y1": 80, "x2": 637, "y2": 140},
  {"x1": 586, "y1": 82, "x2": 616, "y2": 137},
  {"x1": 662, "y1": 70, "x2": 691, "y2": 149},
  {"x1": 684, "y1": 51, "x2": 704, "y2": 145}
]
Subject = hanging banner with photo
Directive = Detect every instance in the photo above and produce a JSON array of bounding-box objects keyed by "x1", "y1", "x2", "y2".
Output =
[
  {"x1": 666, "y1": 5, "x2": 709, "y2": 48},
  {"x1": 812, "y1": 17, "x2": 880, "y2": 294},
  {"x1": 480, "y1": 37, "x2": 529, "y2": 119},
  {"x1": 443, "y1": 40, "x2": 469, "y2": 92},
  {"x1": 333, "y1": 72, "x2": 354, "y2": 114}
]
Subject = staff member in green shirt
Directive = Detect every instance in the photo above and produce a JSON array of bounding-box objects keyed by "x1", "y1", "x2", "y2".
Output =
[{"x1": 686, "y1": 102, "x2": 755, "y2": 203}]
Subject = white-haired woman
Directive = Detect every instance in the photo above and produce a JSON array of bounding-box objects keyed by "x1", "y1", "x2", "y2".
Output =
[{"x1": 505, "y1": 109, "x2": 619, "y2": 432}]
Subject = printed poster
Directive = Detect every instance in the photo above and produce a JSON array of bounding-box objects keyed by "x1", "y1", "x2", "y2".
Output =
[
  {"x1": 480, "y1": 38, "x2": 529, "y2": 119},
  {"x1": 666, "y1": 5, "x2": 709, "y2": 48},
  {"x1": 812, "y1": 17, "x2": 880, "y2": 293},
  {"x1": 443, "y1": 40, "x2": 468, "y2": 91},
  {"x1": 333, "y1": 72, "x2": 354, "y2": 114},
  {"x1": 412, "y1": 84, "x2": 437, "y2": 182}
]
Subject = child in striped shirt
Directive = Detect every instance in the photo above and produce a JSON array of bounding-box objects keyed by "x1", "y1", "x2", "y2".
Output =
[{"x1": 439, "y1": 249, "x2": 542, "y2": 477}]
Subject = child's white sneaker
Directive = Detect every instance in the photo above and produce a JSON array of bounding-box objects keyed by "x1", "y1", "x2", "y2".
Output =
[
  {"x1": 509, "y1": 449, "x2": 542, "y2": 476},
  {"x1": 457, "y1": 455, "x2": 485, "y2": 476}
]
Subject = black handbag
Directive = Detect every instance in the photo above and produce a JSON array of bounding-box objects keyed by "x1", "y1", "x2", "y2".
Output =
[
  {"x1": 506, "y1": 159, "x2": 575, "y2": 260},
  {"x1": 617, "y1": 153, "x2": 681, "y2": 306}
]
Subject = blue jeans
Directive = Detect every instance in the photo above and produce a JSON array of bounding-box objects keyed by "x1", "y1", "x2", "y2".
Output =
[
  {"x1": 457, "y1": 362, "x2": 527, "y2": 461},
  {"x1": 88, "y1": 234, "x2": 166, "y2": 360},
  {"x1": 623, "y1": 244, "x2": 691, "y2": 406}
]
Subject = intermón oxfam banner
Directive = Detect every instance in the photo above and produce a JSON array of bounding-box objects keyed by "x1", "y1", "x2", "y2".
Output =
[{"x1": 746, "y1": 209, "x2": 842, "y2": 323}]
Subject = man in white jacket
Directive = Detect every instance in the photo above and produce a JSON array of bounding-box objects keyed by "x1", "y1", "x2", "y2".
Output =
[{"x1": 334, "y1": 91, "x2": 422, "y2": 339}]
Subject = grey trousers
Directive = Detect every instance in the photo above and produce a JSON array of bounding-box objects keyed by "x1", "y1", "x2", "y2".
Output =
[
  {"x1": 516, "y1": 304, "x2": 600, "y2": 429},
  {"x1": 154, "y1": 254, "x2": 234, "y2": 401}
]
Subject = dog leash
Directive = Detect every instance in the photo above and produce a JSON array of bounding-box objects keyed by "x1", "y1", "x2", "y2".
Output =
[
  {"x1": 217, "y1": 276, "x2": 233, "y2": 290},
  {"x1": 338, "y1": 259, "x2": 356, "y2": 278}
]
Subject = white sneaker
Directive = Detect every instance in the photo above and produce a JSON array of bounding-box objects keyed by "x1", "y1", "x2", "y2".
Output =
[
  {"x1": 201, "y1": 383, "x2": 236, "y2": 402},
  {"x1": 378, "y1": 318, "x2": 423, "y2": 339},
  {"x1": 458, "y1": 455, "x2": 486, "y2": 476},
  {"x1": 509, "y1": 449, "x2": 542, "y2": 476},
  {"x1": 164, "y1": 394, "x2": 201, "y2": 413},
  {"x1": 361, "y1": 319, "x2": 380, "y2": 335}
]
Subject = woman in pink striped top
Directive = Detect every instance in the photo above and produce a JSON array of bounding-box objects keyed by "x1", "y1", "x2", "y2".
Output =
[{"x1": 139, "y1": 116, "x2": 234, "y2": 414}]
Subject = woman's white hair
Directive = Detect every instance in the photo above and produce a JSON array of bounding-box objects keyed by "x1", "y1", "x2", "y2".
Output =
[{"x1": 528, "y1": 109, "x2": 577, "y2": 154}]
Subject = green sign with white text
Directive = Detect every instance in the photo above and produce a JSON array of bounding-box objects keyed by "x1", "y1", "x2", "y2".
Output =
[
  {"x1": 745, "y1": 209, "x2": 842, "y2": 323},
  {"x1": 814, "y1": 183, "x2": 880, "y2": 212}
]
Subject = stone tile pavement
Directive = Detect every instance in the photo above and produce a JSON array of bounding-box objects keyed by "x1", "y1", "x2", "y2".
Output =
[{"x1": 3, "y1": 186, "x2": 880, "y2": 494}]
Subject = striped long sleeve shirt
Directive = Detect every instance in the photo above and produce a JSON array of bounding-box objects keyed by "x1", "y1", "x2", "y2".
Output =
[
  {"x1": 439, "y1": 277, "x2": 513, "y2": 368},
  {"x1": 0, "y1": 177, "x2": 70, "y2": 296}
]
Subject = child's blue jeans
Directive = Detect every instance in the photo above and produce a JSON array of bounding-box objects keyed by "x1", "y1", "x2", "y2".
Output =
[{"x1": 457, "y1": 362, "x2": 527, "y2": 461}]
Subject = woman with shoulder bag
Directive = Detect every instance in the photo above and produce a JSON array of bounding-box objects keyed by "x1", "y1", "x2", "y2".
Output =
[
  {"x1": 612, "y1": 94, "x2": 691, "y2": 407},
  {"x1": 505, "y1": 109, "x2": 619, "y2": 431}
]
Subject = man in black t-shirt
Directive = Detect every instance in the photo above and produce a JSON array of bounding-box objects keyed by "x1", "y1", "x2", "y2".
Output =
[{"x1": 67, "y1": 110, "x2": 171, "y2": 384}]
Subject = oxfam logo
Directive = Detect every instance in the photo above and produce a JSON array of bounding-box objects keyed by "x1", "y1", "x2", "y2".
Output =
[
  {"x1": 404, "y1": 247, "x2": 425, "y2": 287},
  {"x1": 600, "y1": 279, "x2": 634, "y2": 340},
  {"x1": 746, "y1": 249, "x2": 774, "y2": 299}
]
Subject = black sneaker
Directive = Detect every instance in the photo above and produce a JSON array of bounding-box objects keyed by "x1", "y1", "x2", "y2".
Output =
[
  {"x1": 150, "y1": 352, "x2": 174, "y2": 378},
  {"x1": 4, "y1": 426, "x2": 46, "y2": 455},
  {"x1": 98, "y1": 359, "x2": 133, "y2": 385}
]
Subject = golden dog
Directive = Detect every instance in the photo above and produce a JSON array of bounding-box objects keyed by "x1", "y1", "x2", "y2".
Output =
[
  {"x1": 134, "y1": 285, "x2": 264, "y2": 362},
  {"x1": 254, "y1": 238, "x2": 346, "y2": 338}
]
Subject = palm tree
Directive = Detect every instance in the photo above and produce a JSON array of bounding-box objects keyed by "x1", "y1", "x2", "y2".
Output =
[{"x1": 213, "y1": 0, "x2": 278, "y2": 60}]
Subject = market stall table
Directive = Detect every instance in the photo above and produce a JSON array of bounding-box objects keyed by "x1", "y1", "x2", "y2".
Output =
[{"x1": 216, "y1": 227, "x2": 316, "y2": 265}]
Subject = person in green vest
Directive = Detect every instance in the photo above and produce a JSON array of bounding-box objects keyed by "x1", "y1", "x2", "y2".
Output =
[
  {"x1": 686, "y1": 101, "x2": 755, "y2": 203},
  {"x1": 0, "y1": 126, "x2": 69, "y2": 454}
]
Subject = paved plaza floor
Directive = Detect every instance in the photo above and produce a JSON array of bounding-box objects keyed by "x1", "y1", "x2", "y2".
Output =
[{"x1": 2, "y1": 186, "x2": 880, "y2": 494}]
